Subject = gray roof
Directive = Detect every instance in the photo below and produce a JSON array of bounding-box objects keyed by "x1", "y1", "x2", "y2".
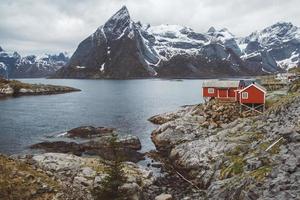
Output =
[{"x1": 202, "y1": 80, "x2": 240, "y2": 88}]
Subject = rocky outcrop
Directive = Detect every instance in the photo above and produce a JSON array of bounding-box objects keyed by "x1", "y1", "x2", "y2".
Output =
[
  {"x1": 67, "y1": 126, "x2": 115, "y2": 138},
  {"x1": 150, "y1": 100, "x2": 258, "y2": 153},
  {"x1": 31, "y1": 126, "x2": 143, "y2": 162},
  {"x1": 151, "y1": 94, "x2": 300, "y2": 199},
  {"x1": 12, "y1": 153, "x2": 154, "y2": 200},
  {"x1": 0, "y1": 78, "x2": 80, "y2": 97}
]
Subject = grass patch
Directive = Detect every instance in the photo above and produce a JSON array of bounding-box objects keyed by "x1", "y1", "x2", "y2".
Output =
[
  {"x1": 220, "y1": 156, "x2": 245, "y2": 179},
  {"x1": 259, "y1": 139, "x2": 283, "y2": 155},
  {"x1": 249, "y1": 166, "x2": 272, "y2": 182},
  {"x1": 84, "y1": 157, "x2": 109, "y2": 173},
  {"x1": 248, "y1": 132, "x2": 265, "y2": 142},
  {"x1": 226, "y1": 145, "x2": 250, "y2": 156}
]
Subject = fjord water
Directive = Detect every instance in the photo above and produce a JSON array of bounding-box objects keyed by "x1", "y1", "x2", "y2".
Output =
[{"x1": 0, "y1": 79, "x2": 204, "y2": 154}]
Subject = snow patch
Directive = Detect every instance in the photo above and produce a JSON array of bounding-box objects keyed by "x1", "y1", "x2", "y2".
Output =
[
  {"x1": 100, "y1": 63, "x2": 105, "y2": 72},
  {"x1": 276, "y1": 52, "x2": 299, "y2": 69},
  {"x1": 75, "y1": 66, "x2": 86, "y2": 69},
  {"x1": 0, "y1": 62, "x2": 7, "y2": 70}
]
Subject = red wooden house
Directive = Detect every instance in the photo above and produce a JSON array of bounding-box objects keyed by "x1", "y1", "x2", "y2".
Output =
[
  {"x1": 202, "y1": 80, "x2": 266, "y2": 113},
  {"x1": 202, "y1": 80, "x2": 243, "y2": 101},
  {"x1": 236, "y1": 83, "x2": 266, "y2": 112},
  {"x1": 236, "y1": 83, "x2": 266, "y2": 104}
]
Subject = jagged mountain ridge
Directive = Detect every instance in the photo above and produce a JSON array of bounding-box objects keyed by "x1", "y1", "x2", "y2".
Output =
[
  {"x1": 0, "y1": 47, "x2": 69, "y2": 78},
  {"x1": 54, "y1": 6, "x2": 299, "y2": 79}
]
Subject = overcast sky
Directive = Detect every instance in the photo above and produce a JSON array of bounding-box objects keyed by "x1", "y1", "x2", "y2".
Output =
[{"x1": 1, "y1": 0, "x2": 299, "y2": 56}]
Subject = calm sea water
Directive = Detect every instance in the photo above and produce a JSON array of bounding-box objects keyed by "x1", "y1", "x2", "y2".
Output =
[{"x1": 0, "y1": 79, "x2": 205, "y2": 154}]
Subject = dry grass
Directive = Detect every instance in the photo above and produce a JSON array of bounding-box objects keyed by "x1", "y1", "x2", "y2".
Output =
[{"x1": 0, "y1": 155, "x2": 60, "y2": 200}]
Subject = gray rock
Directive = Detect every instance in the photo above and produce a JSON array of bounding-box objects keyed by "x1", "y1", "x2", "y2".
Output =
[
  {"x1": 246, "y1": 157, "x2": 262, "y2": 171},
  {"x1": 155, "y1": 193, "x2": 173, "y2": 200},
  {"x1": 80, "y1": 167, "x2": 96, "y2": 178},
  {"x1": 73, "y1": 176, "x2": 93, "y2": 187},
  {"x1": 119, "y1": 182, "x2": 141, "y2": 200}
]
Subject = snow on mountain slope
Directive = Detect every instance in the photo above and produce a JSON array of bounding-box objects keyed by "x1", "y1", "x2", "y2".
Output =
[
  {"x1": 144, "y1": 25, "x2": 208, "y2": 60},
  {"x1": 239, "y1": 22, "x2": 300, "y2": 70}
]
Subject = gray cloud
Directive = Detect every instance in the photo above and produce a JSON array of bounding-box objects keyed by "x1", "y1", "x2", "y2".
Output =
[{"x1": 0, "y1": 0, "x2": 299, "y2": 56}]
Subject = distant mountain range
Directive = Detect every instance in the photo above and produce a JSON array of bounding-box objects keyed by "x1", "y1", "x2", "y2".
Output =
[
  {"x1": 53, "y1": 6, "x2": 300, "y2": 79},
  {"x1": 2, "y1": 6, "x2": 300, "y2": 79},
  {"x1": 0, "y1": 47, "x2": 69, "y2": 78}
]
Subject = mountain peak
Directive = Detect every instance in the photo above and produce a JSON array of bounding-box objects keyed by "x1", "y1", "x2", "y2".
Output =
[
  {"x1": 262, "y1": 21, "x2": 296, "y2": 32},
  {"x1": 258, "y1": 21, "x2": 298, "y2": 40},
  {"x1": 272, "y1": 21, "x2": 293, "y2": 28},
  {"x1": 107, "y1": 6, "x2": 130, "y2": 23},
  {"x1": 0, "y1": 46, "x2": 3, "y2": 52},
  {"x1": 103, "y1": 6, "x2": 132, "y2": 39},
  {"x1": 207, "y1": 27, "x2": 216, "y2": 33}
]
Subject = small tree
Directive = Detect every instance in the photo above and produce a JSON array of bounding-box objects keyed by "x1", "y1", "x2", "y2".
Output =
[{"x1": 93, "y1": 134, "x2": 127, "y2": 200}]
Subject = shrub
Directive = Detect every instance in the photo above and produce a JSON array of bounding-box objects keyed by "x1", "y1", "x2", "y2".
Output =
[{"x1": 93, "y1": 134, "x2": 127, "y2": 200}]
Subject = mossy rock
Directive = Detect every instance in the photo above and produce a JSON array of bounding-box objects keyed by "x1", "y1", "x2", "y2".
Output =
[{"x1": 220, "y1": 156, "x2": 245, "y2": 179}]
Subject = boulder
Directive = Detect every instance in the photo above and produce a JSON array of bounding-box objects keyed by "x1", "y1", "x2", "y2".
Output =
[
  {"x1": 117, "y1": 135, "x2": 142, "y2": 150},
  {"x1": 0, "y1": 85, "x2": 14, "y2": 95},
  {"x1": 155, "y1": 193, "x2": 173, "y2": 200},
  {"x1": 32, "y1": 153, "x2": 85, "y2": 172},
  {"x1": 67, "y1": 126, "x2": 115, "y2": 138},
  {"x1": 30, "y1": 141, "x2": 83, "y2": 156},
  {"x1": 30, "y1": 134, "x2": 143, "y2": 162},
  {"x1": 149, "y1": 113, "x2": 180, "y2": 125},
  {"x1": 119, "y1": 182, "x2": 141, "y2": 200}
]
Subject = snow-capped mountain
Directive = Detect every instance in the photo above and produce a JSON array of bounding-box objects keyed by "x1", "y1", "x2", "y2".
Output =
[
  {"x1": 54, "y1": 6, "x2": 298, "y2": 79},
  {"x1": 239, "y1": 22, "x2": 300, "y2": 70},
  {"x1": 0, "y1": 47, "x2": 69, "y2": 78}
]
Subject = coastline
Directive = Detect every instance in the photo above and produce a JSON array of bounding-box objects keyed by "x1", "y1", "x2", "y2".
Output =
[
  {"x1": 0, "y1": 78, "x2": 80, "y2": 98},
  {"x1": 1, "y1": 81, "x2": 300, "y2": 199}
]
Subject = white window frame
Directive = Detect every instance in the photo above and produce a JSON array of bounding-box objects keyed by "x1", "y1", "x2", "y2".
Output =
[
  {"x1": 242, "y1": 92, "x2": 248, "y2": 99},
  {"x1": 208, "y1": 88, "x2": 215, "y2": 94}
]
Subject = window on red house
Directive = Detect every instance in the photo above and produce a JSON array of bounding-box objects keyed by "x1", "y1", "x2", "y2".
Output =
[
  {"x1": 242, "y1": 92, "x2": 248, "y2": 99},
  {"x1": 208, "y1": 88, "x2": 214, "y2": 94}
]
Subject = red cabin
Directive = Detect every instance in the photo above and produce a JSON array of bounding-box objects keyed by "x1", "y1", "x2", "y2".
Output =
[{"x1": 237, "y1": 83, "x2": 266, "y2": 104}]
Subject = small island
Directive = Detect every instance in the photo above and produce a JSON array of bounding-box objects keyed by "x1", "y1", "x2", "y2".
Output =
[{"x1": 0, "y1": 78, "x2": 80, "y2": 97}]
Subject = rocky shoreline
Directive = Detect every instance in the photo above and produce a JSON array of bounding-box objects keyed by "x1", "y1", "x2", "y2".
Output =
[
  {"x1": 1, "y1": 85, "x2": 300, "y2": 199},
  {"x1": 0, "y1": 78, "x2": 80, "y2": 97},
  {"x1": 150, "y1": 93, "x2": 300, "y2": 199}
]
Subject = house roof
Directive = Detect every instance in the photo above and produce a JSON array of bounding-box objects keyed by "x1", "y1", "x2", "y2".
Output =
[
  {"x1": 202, "y1": 80, "x2": 240, "y2": 88},
  {"x1": 238, "y1": 83, "x2": 267, "y2": 93}
]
